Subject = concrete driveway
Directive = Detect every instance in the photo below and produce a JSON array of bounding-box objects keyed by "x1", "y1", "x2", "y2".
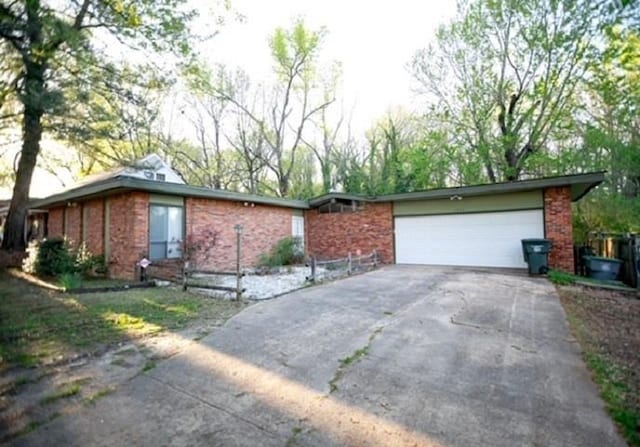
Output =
[{"x1": 18, "y1": 266, "x2": 623, "y2": 446}]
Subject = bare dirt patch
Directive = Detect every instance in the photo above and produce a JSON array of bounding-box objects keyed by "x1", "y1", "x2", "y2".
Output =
[{"x1": 558, "y1": 285, "x2": 640, "y2": 445}]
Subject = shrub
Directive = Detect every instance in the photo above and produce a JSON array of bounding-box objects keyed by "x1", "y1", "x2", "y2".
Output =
[
  {"x1": 258, "y1": 237, "x2": 304, "y2": 267},
  {"x1": 23, "y1": 238, "x2": 76, "y2": 276},
  {"x1": 75, "y1": 243, "x2": 106, "y2": 275},
  {"x1": 22, "y1": 238, "x2": 103, "y2": 277},
  {"x1": 22, "y1": 240, "x2": 41, "y2": 274},
  {"x1": 58, "y1": 272, "x2": 83, "y2": 290}
]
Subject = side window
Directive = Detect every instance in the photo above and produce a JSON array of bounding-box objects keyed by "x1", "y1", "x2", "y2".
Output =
[
  {"x1": 149, "y1": 205, "x2": 183, "y2": 259},
  {"x1": 291, "y1": 215, "x2": 304, "y2": 253}
]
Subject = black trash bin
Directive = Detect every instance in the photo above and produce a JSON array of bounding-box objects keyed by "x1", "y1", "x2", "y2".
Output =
[{"x1": 521, "y1": 239, "x2": 552, "y2": 275}]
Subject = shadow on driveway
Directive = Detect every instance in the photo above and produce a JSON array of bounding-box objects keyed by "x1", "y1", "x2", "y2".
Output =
[{"x1": 16, "y1": 265, "x2": 625, "y2": 446}]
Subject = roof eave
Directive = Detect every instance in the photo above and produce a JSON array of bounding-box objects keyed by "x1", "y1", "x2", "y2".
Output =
[
  {"x1": 377, "y1": 172, "x2": 606, "y2": 203},
  {"x1": 30, "y1": 177, "x2": 309, "y2": 210}
]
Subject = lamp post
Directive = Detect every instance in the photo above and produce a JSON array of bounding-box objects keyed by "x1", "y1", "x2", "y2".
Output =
[{"x1": 234, "y1": 224, "x2": 243, "y2": 300}]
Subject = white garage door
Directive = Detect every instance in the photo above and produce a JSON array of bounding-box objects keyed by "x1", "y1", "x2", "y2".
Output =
[{"x1": 395, "y1": 210, "x2": 544, "y2": 268}]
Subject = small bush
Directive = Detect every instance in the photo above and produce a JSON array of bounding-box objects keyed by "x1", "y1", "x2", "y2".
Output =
[
  {"x1": 258, "y1": 237, "x2": 304, "y2": 267},
  {"x1": 22, "y1": 240, "x2": 41, "y2": 274},
  {"x1": 75, "y1": 244, "x2": 106, "y2": 275},
  {"x1": 548, "y1": 269, "x2": 577, "y2": 285},
  {"x1": 58, "y1": 272, "x2": 83, "y2": 290},
  {"x1": 22, "y1": 238, "x2": 103, "y2": 277},
  {"x1": 23, "y1": 238, "x2": 76, "y2": 276}
]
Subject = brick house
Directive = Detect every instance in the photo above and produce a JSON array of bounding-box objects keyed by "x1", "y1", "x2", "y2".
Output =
[{"x1": 30, "y1": 157, "x2": 604, "y2": 279}]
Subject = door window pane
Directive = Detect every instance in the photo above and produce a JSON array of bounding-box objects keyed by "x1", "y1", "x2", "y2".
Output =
[
  {"x1": 149, "y1": 205, "x2": 183, "y2": 259},
  {"x1": 150, "y1": 206, "x2": 167, "y2": 243},
  {"x1": 167, "y1": 207, "x2": 183, "y2": 258}
]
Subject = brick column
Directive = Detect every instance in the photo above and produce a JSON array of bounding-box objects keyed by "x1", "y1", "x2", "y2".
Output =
[
  {"x1": 47, "y1": 207, "x2": 64, "y2": 238},
  {"x1": 109, "y1": 192, "x2": 149, "y2": 279},
  {"x1": 544, "y1": 187, "x2": 574, "y2": 272}
]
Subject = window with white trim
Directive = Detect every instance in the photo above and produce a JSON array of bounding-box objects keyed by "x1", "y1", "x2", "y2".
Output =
[
  {"x1": 292, "y1": 215, "x2": 304, "y2": 254},
  {"x1": 149, "y1": 205, "x2": 183, "y2": 259}
]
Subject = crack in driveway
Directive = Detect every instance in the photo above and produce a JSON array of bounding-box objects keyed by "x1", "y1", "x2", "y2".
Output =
[{"x1": 328, "y1": 326, "x2": 384, "y2": 394}]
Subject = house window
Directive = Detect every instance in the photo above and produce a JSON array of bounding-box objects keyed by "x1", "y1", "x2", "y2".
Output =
[
  {"x1": 317, "y1": 199, "x2": 364, "y2": 214},
  {"x1": 149, "y1": 205, "x2": 183, "y2": 259},
  {"x1": 292, "y1": 215, "x2": 304, "y2": 254}
]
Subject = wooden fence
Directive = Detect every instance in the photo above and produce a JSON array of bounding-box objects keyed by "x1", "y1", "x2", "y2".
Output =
[
  {"x1": 182, "y1": 264, "x2": 245, "y2": 300},
  {"x1": 307, "y1": 250, "x2": 379, "y2": 282}
]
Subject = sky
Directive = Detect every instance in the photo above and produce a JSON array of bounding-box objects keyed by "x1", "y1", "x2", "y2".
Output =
[
  {"x1": 1, "y1": 0, "x2": 457, "y2": 199},
  {"x1": 204, "y1": 0, "x2": 457, "y2": 132}
]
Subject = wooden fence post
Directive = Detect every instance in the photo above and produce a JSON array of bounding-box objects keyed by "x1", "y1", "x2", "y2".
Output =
[
  {"x1": 182, "y1": 260, "x2": 190, "y2": 291},
  {"x1": 310, "y1": 256, "x2": 316, "y2": 282},
  {"x1": 234, "y1": 224, "x2": 243, "y2": 301}
]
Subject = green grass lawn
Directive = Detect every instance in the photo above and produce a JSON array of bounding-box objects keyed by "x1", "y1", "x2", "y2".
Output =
[{"x1": 0, "y1": 269, "x2": 245, "y2": 370}]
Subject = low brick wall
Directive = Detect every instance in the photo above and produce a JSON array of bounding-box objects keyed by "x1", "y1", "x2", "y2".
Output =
[{"x1": 305, "y1": 202, "x2": 394, "y2": 263}]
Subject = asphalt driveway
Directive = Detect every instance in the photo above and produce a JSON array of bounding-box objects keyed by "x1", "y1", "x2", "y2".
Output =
[{"x1": 18, "y1": 266, "x2": 623, "y2": 446}]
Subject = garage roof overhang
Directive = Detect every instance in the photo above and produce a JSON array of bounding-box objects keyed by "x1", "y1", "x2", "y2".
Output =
[
  {"x1": 310, "y1": 171, "x2": 606, "y2": 206},
  {"x1": 29, "y1": 176, "x2": 310, "y2": 210},
  {"x1": 379, "y1": 172, "x2": 606, "y2": 203}
]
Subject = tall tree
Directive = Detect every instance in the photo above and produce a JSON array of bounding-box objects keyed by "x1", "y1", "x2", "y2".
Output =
[
  {"x1": 0, "y1": 0, "x2": 198, "y2": 250},
  {"x1": 573, "y1": 25, "x2": 640, "y2": 238},
  {"x1": 300, "y1": 62, "x2": 349, "y2": 194},
  {"x1": 412, "y1": 0, "x2": 612, "y2": 182},
  {"x1": 215, "y1": 19, "x2": 333, "y2": 197}
]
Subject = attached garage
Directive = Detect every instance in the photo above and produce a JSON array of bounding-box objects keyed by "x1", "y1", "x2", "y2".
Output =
[
  {"x1": 395, "y1": 209, "x2": 544, "y2": 268},
  {"x1": 305, "y1": 172, "x2": 605, "y2": 273},
  {"x1": 393, "y1": 190, "x2": 544, "y2": 268}
]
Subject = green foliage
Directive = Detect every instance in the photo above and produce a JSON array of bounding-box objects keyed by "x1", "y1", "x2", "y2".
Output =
[
  {"x1": 40, "y1": 383, "x2": 82, "y2": 405},
  {"x1": 258, "y1": 237, "x2": 304, "y2": 267},
  {"x1": 23, "y1": 238, "x2": 76, "y2": 277},
  {"x1": 270, "y1": 18, "x2": 323, "y2": 83},
  {"x1": 584, "y1": 352, "x2": 640, "y2": 446},
  {"x1": 411, "y1": 0, "x2": 613, "y2": 182},
  {"x1": 58, "y1": 273, "x2": 83, "y2": 291},
  {"x1": 22, "y1": 238, "x2": 103, "y2": 278},
  {"x1": 548, "y1": 270, "x2": 578, "y2": 286},
  {"x1": 0, "y1": 0, "x2": 203, "y2": 249}
]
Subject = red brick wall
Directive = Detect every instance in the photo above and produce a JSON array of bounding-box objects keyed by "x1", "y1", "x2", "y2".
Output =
[
  {"x1": 305, "y1": 202, "x2": 394, "y2": 263},
  {"x1": 48, "y1": 207, "x2": 64, "y2": 239},
  {"x1": 109, "y1": 192, "x2": 149, "y2": 280},
  {"x1": 544, "y1": 187, "x2": 574, "y2": 272},
  {"x1": 186, "y1": 198, "x2": 293, "y2": 271},
  {"x1": 83, "y1": 198, "x2": 104, "y2": 255},
  {"x1": 65, "y1": 205, "x2": 82, "y2": 249}
]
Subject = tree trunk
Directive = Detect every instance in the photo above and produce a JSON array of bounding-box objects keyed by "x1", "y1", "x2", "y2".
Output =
[
  {"x1": 2, "y1": 110, "x2": 43, "y2": 250},
  {"x1": 2, "y1": 1, "x2": 47, "y2": 251},
  {"x1": 278, "y1": 174, "x2": 289, "y2": 198}
]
